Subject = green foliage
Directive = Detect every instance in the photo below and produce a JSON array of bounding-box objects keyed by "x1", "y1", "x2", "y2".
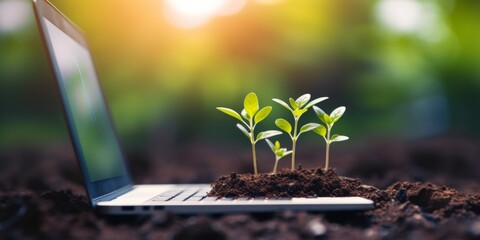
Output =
[
  {"x1": 217, "y1": 92, "x2": 282, "y2": 174},
  {"x1": 275, "y1": 118, "x2": 292, "y2": 134},
  {"x1": 272, "y1": 94, "x2": 327, "y2": 170},
  {"x1": 313, "y1": 105, "x2": 349, "y2": 171},
  {"x1": 217, "y1": 92, "x2": 349, "y2": 174},
  {"x1": 265, "y1": 139, "x2": 292, "y2": 174}
]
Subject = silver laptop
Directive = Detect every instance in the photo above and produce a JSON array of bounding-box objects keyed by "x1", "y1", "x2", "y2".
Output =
[{"x1": 32, "y1": 0, "x2": 374, "y2": 215}]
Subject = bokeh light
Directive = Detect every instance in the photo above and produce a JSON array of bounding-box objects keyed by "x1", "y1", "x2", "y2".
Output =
[
  {"x1": 0, "y1": 0, "x2": 31, "y2": 33},
  {"x1": 164, "y1": 0, "x2": 246, "y2": 29}
]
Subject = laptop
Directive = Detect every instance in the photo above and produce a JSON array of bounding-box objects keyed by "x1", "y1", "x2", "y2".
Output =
[{"x1": 32, "y1": 0, "x2": 374, "y2": 215}]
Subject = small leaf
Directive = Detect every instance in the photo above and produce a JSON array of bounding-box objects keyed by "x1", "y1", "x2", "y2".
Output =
[
  {"x1": 256, "y1": 130, "x2": 282, "y2": 142},
  {"x1": 276, "y1": 148, "x2": 287, "y2": 157},
  {"x1": 313, "y1": 125, "x2": 327, "y2": 137},
  {"x1": 289, "y1": 98, "x2": 299, "y2": 109},
  {"x1": 331, "y1": 134, "x2": 349, "y2": 142},
  {"x1": 295, "y1": 94, "x2": 311, "y2": 108},
  {"x1": 275, "y1": 118, "x2": 292, "y2": 134},
  {"x1": 244, "y1": 92, "x2": 259, "y2": 118},
  {"x1": 304, "y1": 97, "x2": 328, "y2": 109},
  {"x1": 293, "y1": 109, "x2": 308, "y2": 118},
  {"x1": 272, "y1": 98, "x2": 292, "y2": 111},
  {"x1": 284, "y1": 150, "x2": 293, "y2": 156},
  {"x1": 299, "y1": 123, "x2": 321, "y2": 134},
  {"x1": 254, "y1": 106, "x2": 272, "y2": 124},
  {"x1": 236, "y1": 123, "x2": 251, "y2": 139},
  {"x1": 313, "y1": 106, "x2": 329, "y2": 124},
  {"x1": 241, "y1": 109, "x2": 249, "y2": 120},
  {"x1": 329, "y1": 106, "x2": 346, "y2": 123},
  {"x1": 265, "y1": 139, "x2": 275, "y2": 152},
  {"x1": 325, "y1": 115, "x2": 332, "y2": 125},
  {"x1": 216, "y1": 107, "x2": 243, "y2": 122},
  {"x1": 274, "y1": 141, "x2": 280, "y2": 150}
]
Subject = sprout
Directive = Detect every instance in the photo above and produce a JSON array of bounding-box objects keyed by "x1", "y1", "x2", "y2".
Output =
[
  {"x1": 313, "y1": 106, "x2": 349, "y2": 171},
  {"x1": 272, "y1": 94, "x2": 328, "y2": 170},
  {"x1": 265, "y1": 139, "x2": 292, "y2": 174},
  {"x1": 217, "y1": 92, "x2": 282, "y2": 175}
]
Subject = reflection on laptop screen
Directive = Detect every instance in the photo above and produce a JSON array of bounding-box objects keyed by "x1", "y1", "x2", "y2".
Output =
[{"x1": 43, "y1": 18, "x2": 125, "y2": 182}]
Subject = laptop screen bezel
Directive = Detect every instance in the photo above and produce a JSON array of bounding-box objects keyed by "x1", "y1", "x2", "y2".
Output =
[{"x1": 32, "y1": 0, "x2": 133, "y2": 206}]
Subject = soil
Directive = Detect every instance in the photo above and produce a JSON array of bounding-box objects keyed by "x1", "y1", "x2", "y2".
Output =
[
  {"x1": 208, "y1": 168, "x2": 368, "y2": 199},
  {"x1": 1, "y1": 136, "x2": 480, "y2": 239}
]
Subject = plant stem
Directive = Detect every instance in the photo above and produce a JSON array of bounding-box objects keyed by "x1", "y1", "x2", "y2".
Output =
[
  {"x1": 249, "y1": 118, "x2": 258, "y2": 175},
  {"x1": 273, "y1": 158, "x2": 279, "y2": 174},
  {"x1": 252, "y1": 143, "x2": 258, "y2": 175},
  {"x1": 291, "y1": 117, "x2": 299, "y2": 170},
  {"x1": 324, "y1": 126, "x2": 331, "y2": 171},
  {"x1": 325, "y1": 142, "x2": 330, "y2": 171}
]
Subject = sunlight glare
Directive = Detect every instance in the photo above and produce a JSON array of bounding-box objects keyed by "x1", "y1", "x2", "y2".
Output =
[
  {"x1": 164, "y1": 0, "x2": 246, "y2": 29},
  {"x1": 376, "y1": 0, "x2": 423, "y2": 33}
]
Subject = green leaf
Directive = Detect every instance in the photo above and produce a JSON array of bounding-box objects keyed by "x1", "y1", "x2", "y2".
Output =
[
  {"x1": 284, "y1": 150, "x2": 293, "y2": 156},
  {"x1": 254, "y1": 106, "x2": 272, "y2": 124},
  {"x1": 299, "y1": 123, "x2": 321, "y2": 134},
  {"x1": 293, "y1": 109, "x2": 308, "y2": 118},
  {"x1": 304, "y1": 97, "x2": 329, "y2": 109},
  {"x1": 295, "y1": 94, "x2": 311, "y2": 108},
  {"x1": 329, "y1": 106, "x2": 346, "y2": 123},
  {"x1": 244, "y1": 92, "x2": 259, "y2": 118},
  {"x1": 275, "y1": 118, "x2": 292, "y2": 134},
  {"x1": 236, "y1": 123, "x2": 251, "y2": 139},
  {"x1": 276, "y1": 148, "x2": 287, "y2": 157},
  {"x1": 256, "y1": 130, "x2": 282, "y2": 142},
  {"x1": 274, "y1": 141, "x2": 280, "y2": 150},
  {"x1": 331, "y1": 134, "x2": 349, "y2": 142},
  {"x1": 289, "y1": 98, "x2": 299, "y2": 109},
  {"x1": 313, "y1": 106, "x2": 330, "y2": 124},
  {"x1": 216, "y1": 107, "x2": 243, "y2": 122},
  {"x1": 241, "y1": 109, "x2": 249, "y2": 120},
  {"x1": 272, "y1": 98, "x2": 292, "y2": 111},
  {"x1": 265, "y1": 139, "x2": 275, "y2": 152},
  {"x1": 313, "y1": 125, "x2": 327, "y2": 137}
]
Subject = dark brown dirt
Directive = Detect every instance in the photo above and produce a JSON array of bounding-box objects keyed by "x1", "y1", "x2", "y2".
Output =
[
  {"x1": 208, "y1": 168, "x2": 366, "y2": 198},
  {"x1": 1, "y1": 136, "x2": 480, "y2": 239},
  {"x1": 208, "y1": 167, "x2": 480, "y2": 237}
]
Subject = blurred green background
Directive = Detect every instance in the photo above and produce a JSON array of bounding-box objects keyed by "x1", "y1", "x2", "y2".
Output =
[{"x1": 1, "y1": 0, "x2": 479, "y2": 154}]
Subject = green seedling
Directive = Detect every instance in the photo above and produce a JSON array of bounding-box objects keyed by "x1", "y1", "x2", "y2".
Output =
[
  {"x1": 265, "y1": 139, "x2": 292, "y2": 174},
  {"x1": 272, "y1": 94, "x2": 328, "y2": 170},
  {"x1": 313, "y1": 105, "x2": 349, "y2": 171},
  {"x1": 217, "y1": 92, "x2": 282, "y2": 175}
]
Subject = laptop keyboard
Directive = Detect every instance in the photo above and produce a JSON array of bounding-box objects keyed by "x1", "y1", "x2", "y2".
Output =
[
  {"x1": 149, "y1": 187, "x2": 294, "y2": 202},
  {"x1": 150, "y1": 187, "x2": 210, "y2": 202}
]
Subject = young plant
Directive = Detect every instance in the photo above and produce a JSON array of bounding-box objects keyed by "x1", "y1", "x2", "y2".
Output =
[
  {"x1": 265, "y1": 139, "x2": 292, "y2": 174},
  {"x1": 313, "y1": 106, "x2": 349, "y2": 171},
  {"x1": 272, "y1": 94, "x2": 328, "y2": 170},
  {"x1": 217, "y1": 92, "x2": 282, "y2": 175}
]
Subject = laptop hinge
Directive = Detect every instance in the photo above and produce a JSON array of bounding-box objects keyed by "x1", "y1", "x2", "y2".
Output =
[{"x1": 91, "y1": 184, "x2": 133, "y2": 207}]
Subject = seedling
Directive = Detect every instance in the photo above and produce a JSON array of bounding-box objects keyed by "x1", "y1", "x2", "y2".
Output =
[
  {"x1": 272, "y1": 94, "x2": 328, "y2": 170},
  {"x1": 265, "y1": 139, "x2": 292, "y2": 174},
  {"x1": 217, "y1": 92, "x2": 282, "y2": 175},
  {"x1": 313, "y1": 106, "x2": 349, "y2": 171}
]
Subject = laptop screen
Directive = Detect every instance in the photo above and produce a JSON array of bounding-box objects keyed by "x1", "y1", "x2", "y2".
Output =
[
  {"x1": 33, "y1": 0, "x2": 132, "y2": 204},
  {"x1": 44, "y1": 18, "x2": 125, "y2": 182},
  {"x1": 43, "y1": 18, "x2": 126, "y2": 182},
  {"x1": 42, "y1": 18, "x2": 128, "y2": 183}
]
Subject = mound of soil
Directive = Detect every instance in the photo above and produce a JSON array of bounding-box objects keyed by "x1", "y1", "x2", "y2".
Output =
[{"x1": 208, "y1": 168, "x2": 366, "y2": 198}]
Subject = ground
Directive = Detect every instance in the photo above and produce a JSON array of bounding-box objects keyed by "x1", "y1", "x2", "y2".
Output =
[{"x1": 1, "y1": 135, "x2": 479, "y2": 239}]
